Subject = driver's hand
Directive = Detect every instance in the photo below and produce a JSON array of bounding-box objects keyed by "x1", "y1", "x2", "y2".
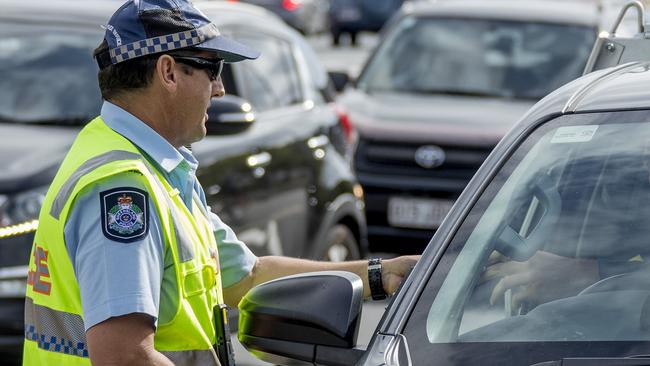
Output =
[{"x1": 482, "y1": 250, "x2": 599, "y2": 309}]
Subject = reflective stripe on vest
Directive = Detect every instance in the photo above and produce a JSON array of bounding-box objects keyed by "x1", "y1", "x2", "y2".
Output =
[
  {"x1": 24, "y1": 297, "x2": 88, "y2": 358},
  {"x1": 25, "y1": 296, "x2": 217, "y2": 364},
  {"x1": 50, "y1": 151, "x2": 141, "y2": 219},
  {"x1": 49, "y1": 150, "x2": 195, "y2": 262}
]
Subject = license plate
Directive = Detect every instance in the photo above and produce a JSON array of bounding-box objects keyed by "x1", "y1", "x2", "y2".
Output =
[
  {"x1": 387, "y1": 197, "x2": 454, "y2": 229},
  {"x1": 338, "y1": 8, "x2": 361, "y2": 21}
]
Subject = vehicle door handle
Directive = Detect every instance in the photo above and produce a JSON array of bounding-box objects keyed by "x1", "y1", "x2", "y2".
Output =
[{"x1": 246, "y1": 151, "x2": 272, "y2": 168}]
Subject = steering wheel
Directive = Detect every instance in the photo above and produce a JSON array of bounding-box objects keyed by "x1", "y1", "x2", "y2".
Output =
[
  {"x1": 579, "y1": 270, "x2": 650, "y2": 295},
  {"x1": 491, "y1": 172, "x2": 562, "y2": 261}
]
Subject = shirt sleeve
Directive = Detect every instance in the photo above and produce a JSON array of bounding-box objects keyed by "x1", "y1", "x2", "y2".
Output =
[
  {"x1": 64, "y1": 172, "x2": 165, "y2": 331},
  {"x1": 209, "y1": 210, "x2": 257, "y2": 288}
]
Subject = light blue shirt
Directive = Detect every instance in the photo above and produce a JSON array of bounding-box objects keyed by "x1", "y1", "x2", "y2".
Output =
[{"x1": 64, "y1": 101, "x2": 257, "y2": 331}]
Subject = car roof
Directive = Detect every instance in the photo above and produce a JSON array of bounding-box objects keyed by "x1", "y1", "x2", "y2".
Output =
[
  {"x1": 0, "y1": 0, "x2": 286, "y2": 33},
  {"x1": 519, "y1": 61, "x2": 650, "y2": 120},
  {"x1": 402, "y1": 0, "x2": 600, "y2": 27},
  {"x1": 0, "y1": 0, "x2": 330, "y2": 95},
  {"x1": 1, "y1": 0, "x2": 118, "y2": 27}
]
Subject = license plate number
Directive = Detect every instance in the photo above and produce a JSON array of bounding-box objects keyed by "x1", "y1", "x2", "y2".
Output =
[
  {"x1": 388, "y1": 197, "x2": 454, "y2": 229},
  {"x1": 338, "y1": 8, "x2": 361, "y2": 21}
]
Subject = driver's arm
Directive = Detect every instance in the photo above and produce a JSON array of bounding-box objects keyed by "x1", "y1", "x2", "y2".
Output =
[{"x1": 482, "y1": 251, "x2": 599, "y2": 309}]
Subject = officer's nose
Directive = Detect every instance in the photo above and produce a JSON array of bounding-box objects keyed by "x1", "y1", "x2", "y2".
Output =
[{"x1": 212, "y1": 76, "x2": 225, "y2": 98}]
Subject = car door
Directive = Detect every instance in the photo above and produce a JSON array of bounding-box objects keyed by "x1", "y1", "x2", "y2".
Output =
[
  {"x1": 194, "y1": 27, "x2": 324, "y2": 258},
  {"x1": 230, "y1": 29, "x2": 335, "y2": 258},
  {"x1": 390, "y1": 112, "x2": 650, "y2": 365}
]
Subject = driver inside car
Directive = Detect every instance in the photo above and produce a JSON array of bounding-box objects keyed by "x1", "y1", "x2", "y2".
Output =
[{"x1": 481, "y1": 142, "x2": 650, "y2": 313}]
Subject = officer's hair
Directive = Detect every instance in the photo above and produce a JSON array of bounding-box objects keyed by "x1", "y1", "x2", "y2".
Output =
[{"x1": 93, "y1": 40, "x2": 158, "y2": 100}]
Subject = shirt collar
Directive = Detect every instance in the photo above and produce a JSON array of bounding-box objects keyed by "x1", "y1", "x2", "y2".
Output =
[{"x1": 100, "y1": 101, "x2": 193, "y2": 173}]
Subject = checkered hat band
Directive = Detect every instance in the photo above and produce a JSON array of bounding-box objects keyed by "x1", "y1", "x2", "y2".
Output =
[{"x1": 109, "y1": 23, "x2": 220, "y2": 64}]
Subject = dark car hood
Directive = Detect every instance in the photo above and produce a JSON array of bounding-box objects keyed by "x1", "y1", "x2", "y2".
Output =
[
  {"x1": 0, "y1": 124, "x2": 78, "y2": 192},
  {"x1": 338, "y1": 89, "x2": 536, "y2": 147}
]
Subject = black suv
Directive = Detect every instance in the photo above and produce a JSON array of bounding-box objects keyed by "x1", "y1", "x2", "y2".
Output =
[{"x1": 0, "y1": 0, "x2": 366, "y2": 358}]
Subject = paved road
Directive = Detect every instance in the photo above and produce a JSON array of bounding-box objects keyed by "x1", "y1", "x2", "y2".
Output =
[{"x1": 305, "y1": 32, "x2": 378, "y2": 78}]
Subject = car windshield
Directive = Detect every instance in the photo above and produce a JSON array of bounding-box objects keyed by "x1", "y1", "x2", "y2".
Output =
[
  {"x1": 0, "y1": 24, "x2": 103, "y2": 125},
  {"x1": 404, "y1": 113, "x2": 650, "y2": 364},
  {"x1": 358, "y1": 16, "x2": 596, "y2": 99}
]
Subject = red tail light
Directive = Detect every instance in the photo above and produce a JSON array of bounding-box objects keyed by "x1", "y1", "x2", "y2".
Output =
[
  {"x1": 282, "y1": 0, "x2": 303, "y2": 12},
  {"x1": 332, "y1": 103, "x2": 355, "y2": 144}
]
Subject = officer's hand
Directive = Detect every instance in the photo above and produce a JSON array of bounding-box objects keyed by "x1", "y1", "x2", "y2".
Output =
[
  {"x1": 382, "y1": 255, "x2": 420, "y2": 294},
  {"x1": 482, "y1": 250, "x2": 599, "y2": 310}
]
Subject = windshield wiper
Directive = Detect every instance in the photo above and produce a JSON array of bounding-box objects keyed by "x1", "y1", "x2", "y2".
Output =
[{"x1": 531, "y1": 356, "x2": 650, "y2": 366}]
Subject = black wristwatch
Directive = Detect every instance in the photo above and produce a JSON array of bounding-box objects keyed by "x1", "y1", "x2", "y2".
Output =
[{"x1": 368, "y1": 258, "x2": 387, "y2": 300}]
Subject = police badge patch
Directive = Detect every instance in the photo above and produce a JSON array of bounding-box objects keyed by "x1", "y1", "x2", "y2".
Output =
[{"x1": 100, "y1": 187, "x2": 149, "y2": 243}]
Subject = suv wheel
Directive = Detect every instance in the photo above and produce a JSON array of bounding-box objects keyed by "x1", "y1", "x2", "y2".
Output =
[{"x1": 320, "y1": 224, "x2": 360, "y2": 262}]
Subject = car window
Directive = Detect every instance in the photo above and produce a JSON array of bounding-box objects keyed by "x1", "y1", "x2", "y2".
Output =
[
  {"x1": 403, "y1": 112, "x2": 650, "y2": 365},
  {"x1": 358, "y1": 16, "x2": 596, "y2": 100},
  {"x1": 232, "y1": 33, "x2": 303, "y2": 112},
  {"x1": 0, "y1": 24, "x2": 103, "y2": 124}
]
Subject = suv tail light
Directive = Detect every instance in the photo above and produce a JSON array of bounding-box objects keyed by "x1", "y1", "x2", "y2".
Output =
[
  {"x1": 282, "y1": 0, "x2": 303, "y2": 12},
  {"x1": 332, "y1": 103, "x2": 355, "y2": 145}
]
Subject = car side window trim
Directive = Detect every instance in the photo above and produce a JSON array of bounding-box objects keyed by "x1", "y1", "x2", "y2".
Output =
[{"x1": 228, "y1": 30, "x2": 306, "y2": 112}]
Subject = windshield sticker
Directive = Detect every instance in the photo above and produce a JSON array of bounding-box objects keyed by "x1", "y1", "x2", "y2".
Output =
[{"x1": 550, "y1": 125, "x2": 598, "y2": 144}]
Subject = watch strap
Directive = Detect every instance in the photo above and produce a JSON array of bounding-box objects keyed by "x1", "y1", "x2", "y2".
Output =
[{"x1": 368, "y1": 258, "x2": 387, "y2": 300}]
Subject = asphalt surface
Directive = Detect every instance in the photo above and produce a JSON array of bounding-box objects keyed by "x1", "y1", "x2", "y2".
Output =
[{"x1": 306, "y1": 32, "x2": 378, "y2": 79}]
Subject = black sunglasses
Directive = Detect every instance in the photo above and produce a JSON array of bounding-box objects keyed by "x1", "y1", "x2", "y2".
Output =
[{"x1": 171, "y1": 55, "x2": 224, "y2": 81}]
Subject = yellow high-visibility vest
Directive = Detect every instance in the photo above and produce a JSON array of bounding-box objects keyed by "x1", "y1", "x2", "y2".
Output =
[{"x1": 23, "y1": 117, "x2": 224, "y2": 366}]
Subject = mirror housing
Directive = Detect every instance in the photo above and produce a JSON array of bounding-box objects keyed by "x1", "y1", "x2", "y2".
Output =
[
  {"x1": 328, "y1": 70, "x2": 351, "y2": 93},
  {"x1": 206, "y1": 94, "x2": 255, "y2": 135},
  {"x1": 238, "y1": 271, "x2": 365, "y2": 366}
]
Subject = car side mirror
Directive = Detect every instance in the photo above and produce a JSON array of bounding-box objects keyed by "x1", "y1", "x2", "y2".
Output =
[
  {"x1": 238, "y1": 271, "x2": 365, "y2": 366},
  {"x1": 328, "y1": 70, "x2": 352, "y2": 93},
  {"x1": 206, "y1": 94, "x2": 256, "y2": 135}
]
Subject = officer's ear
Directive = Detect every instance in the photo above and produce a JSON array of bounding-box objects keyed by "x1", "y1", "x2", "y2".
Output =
[{"x1": 155, "y1": 54, "x2": 178, "y2": 92}]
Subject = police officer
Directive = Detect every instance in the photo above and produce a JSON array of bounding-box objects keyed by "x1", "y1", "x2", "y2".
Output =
[{"x1": 22, "y1": 1, "x2": 418, "y2": 365}]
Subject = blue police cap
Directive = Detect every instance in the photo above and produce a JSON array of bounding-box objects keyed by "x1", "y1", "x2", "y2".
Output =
[{"x1": 96, "y1": 0, "x2": 260, "y2": 67}]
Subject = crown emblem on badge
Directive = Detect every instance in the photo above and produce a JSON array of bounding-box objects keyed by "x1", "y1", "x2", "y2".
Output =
[
  {"x1": 102, "y1": 189, "x2": 148, "y2": 243},
  {"x1": 118, "y1": 194, "x2": 133, "y2": 206},
  {"x1": 106, "y1": 191, "x2": 145, "y2": 237}
]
